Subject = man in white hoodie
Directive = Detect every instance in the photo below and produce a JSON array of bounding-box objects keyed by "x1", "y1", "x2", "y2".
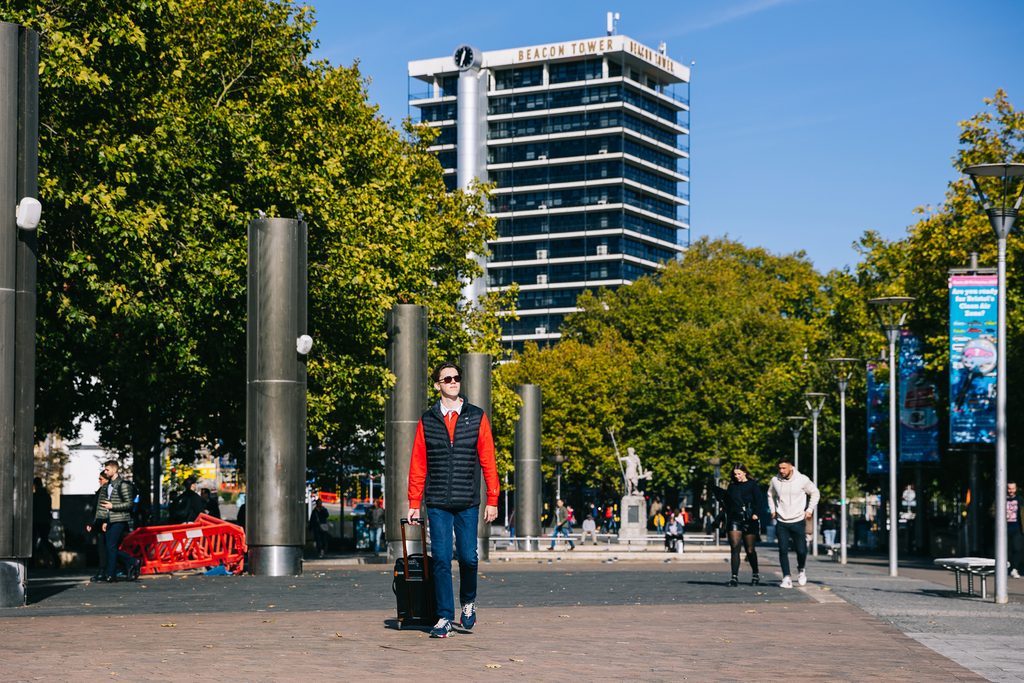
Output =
[{"x1": 768, "y1": 458, "x2": 820, "y2": 588}]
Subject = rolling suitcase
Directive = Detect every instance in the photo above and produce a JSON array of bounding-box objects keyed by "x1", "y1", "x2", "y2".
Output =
[{"x1": 392, "y1": 518, "x2": 435, "y2": 629}]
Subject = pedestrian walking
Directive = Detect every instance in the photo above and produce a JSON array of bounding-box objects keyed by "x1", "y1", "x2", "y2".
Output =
[
  {"x1": 710, "y1": 464, "x2": 768, "y2": 586},
  {"x1": 768, "y1": 458, "x2": 820, "y2": 588},
  {"x1": 307, "y1": 498, "x2": 330, "y2": 557},
  {"x1": 548, "y1": 498, "x2": 575, "y2": 550},
  {"x1": 407, "y1": 361, "x2": 499, "y2": 639},
  {"x1": 95, "y1": 461, "x2": 141, "y2": 582},
  {"x1": 1007, "y1": 481, "x2": 1023, "y2": 578},
  {"x1": 86, "y1": 471, "x2": 110, "y2": 582},
  {"x1": 820, "y1": 507, "x2": 838, "y2": 548},
  {"x1": 369, "y1": 499, "x2": 385, "y2": 552}
]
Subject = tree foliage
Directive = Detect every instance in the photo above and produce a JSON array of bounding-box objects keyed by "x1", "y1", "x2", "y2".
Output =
[{"x1": 3, "y1": 0, "x2": 503, "y2": 500}]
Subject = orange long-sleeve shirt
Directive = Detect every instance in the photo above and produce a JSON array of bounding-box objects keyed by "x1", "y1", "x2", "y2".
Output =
[{"x1": 407, "y1": 409, "x2": 499, "y2": 509}]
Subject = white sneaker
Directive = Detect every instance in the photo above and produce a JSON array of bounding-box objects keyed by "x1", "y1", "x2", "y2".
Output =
[
  {"x1": 780, "y1": 576, "x2": 793, "y2": 588},
  {"x1": 798, "y1": 570, "x2": 807, "y2": 586},
  {"x1": 1011, "y1": 569, "x2": 1020, "y2": 579}
]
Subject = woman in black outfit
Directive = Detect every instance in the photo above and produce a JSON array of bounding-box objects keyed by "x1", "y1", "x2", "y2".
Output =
[{"x1": 711, "y1": 463, "x2": 767, "y2": 586}]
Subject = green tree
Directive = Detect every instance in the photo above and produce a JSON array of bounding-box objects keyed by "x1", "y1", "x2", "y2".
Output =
[{"x1": 4, "y1": 0, "x2": 502, "y2": 507}]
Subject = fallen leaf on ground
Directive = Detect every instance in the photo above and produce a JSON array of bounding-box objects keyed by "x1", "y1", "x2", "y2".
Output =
[
  {"x1": 744, "y1": 609, "x2": 757, "y2": 614},
  {"x1": 485, "y1": 664, "x2": 502, "y2": 669},
  {"x1": 335, "y1": 632, "x2": 344, "y2": 638},
  {"x1": 558, "y1": 614, "x2": 570, "y2": 618},
  {"x1": 160, "y1": 623, "x2": 176, "y2": 628},
  {"x1": 509, "y1": 658, "x2": 524, "y2": 662}
]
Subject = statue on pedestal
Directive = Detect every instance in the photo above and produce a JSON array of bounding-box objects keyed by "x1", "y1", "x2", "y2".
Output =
[{"x1": 619, "y1": 447, "x2": 652, "y2": 497}]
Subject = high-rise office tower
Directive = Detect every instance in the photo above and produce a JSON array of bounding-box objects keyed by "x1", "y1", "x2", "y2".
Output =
[{"x1": 409, "y1": 33, "x2": 690, "y2": 350}]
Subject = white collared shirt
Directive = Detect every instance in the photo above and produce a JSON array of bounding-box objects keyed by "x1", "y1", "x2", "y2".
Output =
[{"x1": 439, "y1": 399, "x2": 463, "y2": 418}]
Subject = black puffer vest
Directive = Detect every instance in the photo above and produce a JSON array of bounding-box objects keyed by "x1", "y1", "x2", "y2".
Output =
[{"x1": 422, "y1": 401, "x2": 484, "y2": 509}]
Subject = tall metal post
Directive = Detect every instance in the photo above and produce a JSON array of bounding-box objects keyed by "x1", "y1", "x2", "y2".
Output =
[
  {"x1": 0, "y1": 22, "x2": 38, "y2": 609},
  {"x1": 786, "y1": 417, "x2": 805, "y2": 470},
  {"x1": 869, "y1": 296, "x2": 913, "y2": 579},
  {"x1": 514, "y1": 385, "x2": 542, "y2": 551},
  {"x1": 460, "y1": 352, "x2": 492, "y2": 561},
  {"x1": 805, "y1": 393, "x2": 826, "y2": 557},
  {"x1": 829, "y1": 358, "x2": 857, "y2": 565},
  {"x1": 384, "y1": 305, "x2": 428, "y2": 561},
  {"x1": 963, "y1": 164, "x2": 1023, "y2": 603},
  {"x1": 246, "y1": 216, "x2": 308, "y2": 576}
]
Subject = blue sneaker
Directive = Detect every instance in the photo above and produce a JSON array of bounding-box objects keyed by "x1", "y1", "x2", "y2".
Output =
[
  {"x1": 430, "y1": 618, "x2": 454, "y2": 638},
  {"x1": 461, "y1": 602, "x2": 477, "y2": 630}
]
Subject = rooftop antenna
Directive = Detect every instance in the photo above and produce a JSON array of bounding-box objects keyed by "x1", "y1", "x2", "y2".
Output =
[{"x1": 606, "y1": 11, "x2": 620, "y2": 36}]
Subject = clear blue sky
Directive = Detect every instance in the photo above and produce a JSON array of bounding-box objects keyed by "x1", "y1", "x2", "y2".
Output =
[{"x1": 308, "y1": 0, "x2": 1024, "y2": 273}]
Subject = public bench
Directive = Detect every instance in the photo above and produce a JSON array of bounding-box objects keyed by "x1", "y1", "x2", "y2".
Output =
[{"x1": 933, "y1": 557, "x2": 1000, "y2": 599}]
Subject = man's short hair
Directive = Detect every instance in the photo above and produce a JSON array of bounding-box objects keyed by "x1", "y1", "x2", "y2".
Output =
[
  {"x1": 103, "y1": 460, "x2": 119, "y2": 471},
  {"x1": 776, "y1": 457, "x2": 794, "y2": 466},
  {"x1": 432, "y1": 361, "x2": 462, "y2": 383}
]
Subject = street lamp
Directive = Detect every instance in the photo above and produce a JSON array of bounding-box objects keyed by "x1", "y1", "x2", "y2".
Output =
[
  {"x1": 805, "y1": 392, "x2": 827, "y2": 557},
  {"x1": 964, "y1": 162, "x2": 1024, "y2": 604},
  {"x1": 786, "y1": 416, "x2": 806, "y2": 470},
  {"x1": 828, "y1": 358, "x2": 858, "y2": 565},
  {"x1": 868, "y1": 295, "x2": 915, "y2": 578},
  {"x1": 554, "y1": 450, "x2": 565, "y2": 502}
]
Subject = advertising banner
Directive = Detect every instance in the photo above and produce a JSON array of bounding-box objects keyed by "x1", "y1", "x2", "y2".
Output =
[
  {"x1": 949, "y1": 274, "x2": 998, "y2": 444},
  {"x1": 898, "y1": 331, "x2": 940, "y2": 463},
  {"x1": 866, "y1": 361, "x2": 888, "y2": 475}
]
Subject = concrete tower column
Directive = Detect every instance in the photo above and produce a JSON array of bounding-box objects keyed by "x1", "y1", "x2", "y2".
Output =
[
  {"x1": 0, "y1": 22, "x2": 38, "y2": 609},
  {"x1": 514, "y1": 384, "x2": 542, "y2": 551},
  {"x1": 455, "y1": 49, "x2": 488, "y2": 307},
  {"x1": 246, "y1": 216, "x2": 308, "y2": 576},
  {"x1": 384, "y1": 305, "x2": 428, "y2": 560},
  {"x1": 460, "y1": 352, "x2": 492, "y2": 561}
]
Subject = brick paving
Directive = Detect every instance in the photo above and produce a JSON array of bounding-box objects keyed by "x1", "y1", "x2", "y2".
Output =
[{"x1": 0, "y1": 561, "x2": 988, "y2": 681}]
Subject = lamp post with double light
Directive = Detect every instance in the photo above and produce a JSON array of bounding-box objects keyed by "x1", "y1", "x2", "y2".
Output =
[
  {"x1": 828, "y1": 358, "x2": 858, "y2": 564},
  {"x1": 804, "y1": 392, "x2": 827, "y2": 557},
  {"x1": 964, "y1": 162, "x2": 1024, "y2": 604},
  {"x1": 786, "y1": 416, "x2": 806, "y2": 470},
  {"x1": 868, "y1": 296, "x2": 915, "y2": 578}
]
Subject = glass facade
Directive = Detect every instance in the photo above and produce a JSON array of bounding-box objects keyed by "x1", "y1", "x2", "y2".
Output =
[{"x1": 409, "y1": 38, "x2": 690, "y2": 350}]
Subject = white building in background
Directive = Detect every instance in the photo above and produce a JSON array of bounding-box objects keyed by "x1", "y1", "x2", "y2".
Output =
[{"x1": 409, "y1": 31, "x2": 690, "y2": 350}]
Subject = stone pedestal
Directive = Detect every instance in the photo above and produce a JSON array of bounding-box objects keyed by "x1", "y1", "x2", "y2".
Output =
[{"x1": 617, "y1": 495, "x2": 647, "y2": 547}]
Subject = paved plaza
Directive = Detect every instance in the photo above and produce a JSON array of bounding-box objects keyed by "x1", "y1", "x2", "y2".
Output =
[{"x1": 1, "y1": 553, "x2": 1022, "y2": 681}]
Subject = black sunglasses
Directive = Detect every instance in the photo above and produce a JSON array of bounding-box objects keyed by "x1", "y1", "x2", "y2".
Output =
[{"x1": 437, "y1": 374, "x2": 462, "y2": 384}]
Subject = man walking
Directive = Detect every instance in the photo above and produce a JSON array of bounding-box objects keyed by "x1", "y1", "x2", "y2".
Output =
[
  {"x1": 95, "y1": 461, "x2": 141, "y2": 582},
  {"x1": 768, "y1": 458, "x2": 819, "y2": 588},
  {"x1": 548, "y1": 498, "x2": 575, "y2": 550},
  {"x1": 369, "y1": 499, "x2": 385, "y2": 553},
  {"x1": 407, "y1": 361, "x2": 499, "y2": 639}
]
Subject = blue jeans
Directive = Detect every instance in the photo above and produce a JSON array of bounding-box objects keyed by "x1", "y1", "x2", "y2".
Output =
[
  {"x1": 550, "y1": 524, "x2": 574, "y2": 548},
  {"x1": 103, "y1": 521, "x2": 136, "y2": 579},
  {"x1": 427, "y1": 505, "x2": 479, "y2": 622},
  {"x1": 775, "y1": 519, "x2": 808, "y2": 577}
]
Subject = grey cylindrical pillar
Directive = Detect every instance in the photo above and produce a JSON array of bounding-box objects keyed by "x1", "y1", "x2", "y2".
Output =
[
  {"x1": 246, "y1": 217, "x2": 308, "y2": 576},
  {"x1": 13, "y1": 26, "x2": 38, "y2": 563},
  {"x1": 385, "y1": 305, "x2": 427, "y2": 561},
  {"x1": 0, "y1": 23, "x2": 37, "y2": 609},
  {"x1": 460, "y1": 353, "x2": 492, "y2": 561},
  {"x1": 514, "y1": 384, "x2": 542, "y2": 551}
]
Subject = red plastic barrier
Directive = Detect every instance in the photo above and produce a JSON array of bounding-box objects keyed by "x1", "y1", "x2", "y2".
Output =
[{"x1": 120, "y1": 513, "x2": 247, "y2": 575}]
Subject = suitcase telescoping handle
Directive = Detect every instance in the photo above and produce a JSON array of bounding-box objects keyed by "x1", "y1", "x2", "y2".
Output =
[{"x1": 399, "y1": 517, "x2": 429, "y2": 581}]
